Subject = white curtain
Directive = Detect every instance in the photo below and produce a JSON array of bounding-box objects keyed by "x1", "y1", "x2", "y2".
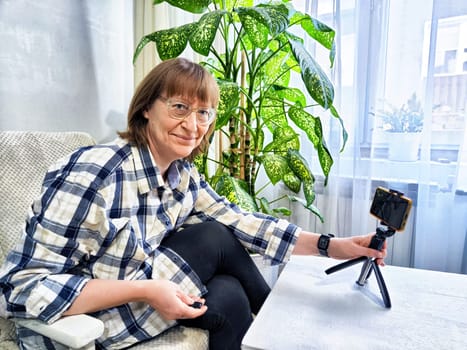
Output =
[
  {"x1": 293, "y1": 0, "x2": 467, "y2": 274},
  {"x1": 0, "y1": 0, "x2": 133, "y2": 143}
]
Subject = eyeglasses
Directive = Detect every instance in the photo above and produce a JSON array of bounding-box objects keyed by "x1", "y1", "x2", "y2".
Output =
[{"x1": 159, "y1": 96, "x2": 216, "y2": 126}]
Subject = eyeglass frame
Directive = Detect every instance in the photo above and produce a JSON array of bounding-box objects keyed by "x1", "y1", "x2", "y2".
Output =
[{"x1": 158, "y1": 96, "x2": 217, "y2": 126}]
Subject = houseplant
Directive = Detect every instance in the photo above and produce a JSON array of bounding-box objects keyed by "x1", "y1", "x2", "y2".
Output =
[
  {"x1": 133, "y1": 0, "x2": 347, "y2": 221},
  {"x1": 379, "y1": 93, "x2": 424, "y2": 161}
]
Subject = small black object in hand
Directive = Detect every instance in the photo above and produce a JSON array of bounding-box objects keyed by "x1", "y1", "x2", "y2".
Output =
[{"x1": 190, "y1": 301, "x2": 203, "y2": 309}]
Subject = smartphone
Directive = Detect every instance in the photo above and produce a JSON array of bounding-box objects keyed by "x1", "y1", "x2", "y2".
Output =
[{"x1": 370, "y1": 187, "x2": 412, "y2": 231}]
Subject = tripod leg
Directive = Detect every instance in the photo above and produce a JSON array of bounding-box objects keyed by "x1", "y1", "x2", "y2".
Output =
[
  {"x1": 371, "y1": 260, "x2": 391, "y2": 308},
  {"x1": 356, "y1": 258, "x2": 374, "y2": 285},
  {"x1": 325, "y1": 256, "x2": 368, "y2": 275}
]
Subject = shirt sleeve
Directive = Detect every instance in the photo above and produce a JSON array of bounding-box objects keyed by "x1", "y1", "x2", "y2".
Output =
[
  {"x1": 0, "y1": 156, "x2": 106, "y2": 323},
  {"x1": 191, "y1": 173, "x2": 301, "y2": 265}
]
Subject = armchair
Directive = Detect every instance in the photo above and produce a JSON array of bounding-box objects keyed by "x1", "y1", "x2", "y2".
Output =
[{"x1": 0, "y1": 131, "x2": 208, "y2": 349}]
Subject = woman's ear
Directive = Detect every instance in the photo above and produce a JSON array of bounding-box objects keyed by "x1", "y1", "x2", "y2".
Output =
[{"x1": 143, "y1": 109, "x2": 149, "y2": 120}]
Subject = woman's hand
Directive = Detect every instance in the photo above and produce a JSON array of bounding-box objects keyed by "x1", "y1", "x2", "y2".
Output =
[
  {"x1": 329, "y1": 234, "x2": 387, "y2": 265},
  {"x1": 142, "y1": 279, "x2": 207, "y2": 320}
]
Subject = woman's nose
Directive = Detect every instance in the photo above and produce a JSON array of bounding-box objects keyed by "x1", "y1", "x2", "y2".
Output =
[{"x1": 182, "y1": 111, "x2": 198, "y2": 130}]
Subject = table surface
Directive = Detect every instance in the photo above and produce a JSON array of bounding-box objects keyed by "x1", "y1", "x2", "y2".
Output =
[{"x1": 242, "y1": 255, "x2": 467, "y2": 350}]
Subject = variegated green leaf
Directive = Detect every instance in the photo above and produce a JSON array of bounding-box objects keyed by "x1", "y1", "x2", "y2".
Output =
[
  {"x1": 215, "y1": 175, "x2": 258, "y2": 212},
  {"x1": 255, "y1": 3, "x2": 290, "y2": 36},
  {"x1": 288, "y1": 37, "x2": 334, "y2": 109},
  {"x1": 261, "y1": 95, "x2": 288, "y2": 131},
  {"x1": 291, "y1": 11, "x2": 335, "y2": 55},
  {"x1": 259, "y1": 197, "x2": 275, "y2": 216},
  {"x1": 133, "y1": 34, "x2": 154, "y2": 64},
  {"x1": 260, "y1": 50, "x2": 290, "y2": 87},
  {"x1": 273, "y1": 86, "x2": 306, "y2": 107},
  {"x1": 217, "y1": 80, "x2": 240, "y2": 129},
  {"x1": 154, "y1": 0, "x2": 212, "y2": 14},
  {"x1": 288, "y1": 106, "x2": 320, "y2": 146},
  {"x1": 302, "y1": 180, "x2": 315, "y2": 206},
  {"x1": 283, "y1": 171, "x2": 301, "y2": 193},
  {"x1": 288, "y1": 195, "x2": 324, "y2": 223},
  {"x1": 287, "y1": 149, "x2": 314, "y2": 183},
  {"x1": 153, "y1": 23, "x2": 195, "y2": 60},
  {"x1": 236, "y1": 7, "x2": 269, "y2": 48},
  {"x1": 259, "y1": 198, "x2": 291, "y2": 217},
  {"x1": 264, "y1": 125, "x2": 300, "y2": 153},
  {"x1": 189, "y1": 11, "x2": 225, "y2": 56},
  {"x1": 330, "y1": 104, "x2": 348, "y2": 152},
  {"x1": 272, "y1": 207, "x2": 292, "y2": 216},
  {"x1": 288, "y1": 106, "x2": 333, "y2": 181},
  {"x1": 262, "y1": 154, "x2": 288, "y2": 185},
  {"x1": 236, "y1": 4, "x2": 289, "y2": 48}
]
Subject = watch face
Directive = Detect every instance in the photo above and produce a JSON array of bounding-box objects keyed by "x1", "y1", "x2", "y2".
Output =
[{"x1": 318, "y1": 238, "x2": 328, "y2": 249}]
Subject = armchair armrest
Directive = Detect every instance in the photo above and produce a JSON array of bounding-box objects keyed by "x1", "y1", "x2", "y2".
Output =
[{"x1": 14, "y1": 314, "x2": 104, "y2": 349}]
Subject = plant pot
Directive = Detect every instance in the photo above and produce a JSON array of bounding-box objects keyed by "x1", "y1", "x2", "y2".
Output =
[{"x1": 386, "y1": 132, "x2": 422, "y2": 161}]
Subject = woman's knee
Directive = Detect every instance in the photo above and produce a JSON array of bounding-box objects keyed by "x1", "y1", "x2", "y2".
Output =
[{"x1": 197, "y1": 221, "x2": 237, "y2": 245}]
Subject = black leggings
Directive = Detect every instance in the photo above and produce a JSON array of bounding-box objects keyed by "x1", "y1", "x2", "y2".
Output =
[{"x1": 161, "y1": 221, "x2": 271, "y2": 350}]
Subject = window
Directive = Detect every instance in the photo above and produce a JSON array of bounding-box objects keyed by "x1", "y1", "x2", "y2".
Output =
[{"x1": 292, "y1": 0, "x2": 467, "y2": 274}]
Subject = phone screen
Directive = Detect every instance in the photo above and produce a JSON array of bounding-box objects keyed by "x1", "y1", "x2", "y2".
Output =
[{"x1": 370, "y1": 187, "x2": 412, "y2": 231}]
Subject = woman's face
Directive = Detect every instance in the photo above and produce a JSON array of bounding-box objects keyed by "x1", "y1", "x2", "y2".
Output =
[{"x1": 143, "y1": 95, "x2": 212, "y2": 171}]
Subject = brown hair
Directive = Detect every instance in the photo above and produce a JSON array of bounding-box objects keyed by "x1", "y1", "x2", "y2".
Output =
[{"x1": 118, "y1": 58, "x2": 220, "y2": 160}]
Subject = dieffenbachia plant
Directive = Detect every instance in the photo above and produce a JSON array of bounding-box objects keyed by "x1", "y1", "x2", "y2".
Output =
[{"x1": 134, "y1": 0, "x2": 347, "y2": 221}]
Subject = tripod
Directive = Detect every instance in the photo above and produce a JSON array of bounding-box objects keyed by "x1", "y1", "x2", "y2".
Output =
[{"x1": 325, "y1": 225, "x2": 395, "y2": 308}]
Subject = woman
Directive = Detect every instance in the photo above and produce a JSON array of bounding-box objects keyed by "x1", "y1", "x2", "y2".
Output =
[{"x1": 0, "y1": 58, "x2": 385, "y2": 349}]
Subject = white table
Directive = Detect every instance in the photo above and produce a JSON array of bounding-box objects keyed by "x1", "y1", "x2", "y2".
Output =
[{"x1": 242, "y1": 255, "x2": 467, "y2": 350}]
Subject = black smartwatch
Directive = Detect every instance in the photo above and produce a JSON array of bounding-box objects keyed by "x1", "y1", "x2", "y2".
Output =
[{"x1": 317, "y1": 233, "x2": 334, "y2": 257}]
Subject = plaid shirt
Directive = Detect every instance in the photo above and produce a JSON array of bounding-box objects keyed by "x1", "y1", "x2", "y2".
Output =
[{"x1": 0, "y1": 137, "x2": 300, "y2": 349}]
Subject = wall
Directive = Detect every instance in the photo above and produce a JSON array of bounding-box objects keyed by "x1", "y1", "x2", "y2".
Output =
[{"x1": 0, "y1": 0, "x2": 133, "y2": 142}]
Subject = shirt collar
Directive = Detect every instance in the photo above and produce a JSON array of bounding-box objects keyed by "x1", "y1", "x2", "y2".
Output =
[{"x1": 131, "y1": 142, "x2": 184, "y2": 194}]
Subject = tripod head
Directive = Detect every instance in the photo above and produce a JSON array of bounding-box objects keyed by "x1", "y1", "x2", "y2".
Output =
[{"x1": 368, "y1": 224, "x2": 396, "y2": 251}]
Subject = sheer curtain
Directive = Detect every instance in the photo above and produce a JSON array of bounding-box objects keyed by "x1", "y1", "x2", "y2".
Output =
[
  {"x1": 293, "y1": 0, "x2": 467, "y2": 274},
  {"x1": 0, "y1": 0, "x2": 133, "y2": 143}
]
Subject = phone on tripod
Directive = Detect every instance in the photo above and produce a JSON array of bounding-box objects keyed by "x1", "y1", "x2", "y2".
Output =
[
  {"x1": 369, "y1": 187, "x2": 412, "y2": 231},
  {"x1": 325, "y1": 187, "x2": 413, "y2": 308}
]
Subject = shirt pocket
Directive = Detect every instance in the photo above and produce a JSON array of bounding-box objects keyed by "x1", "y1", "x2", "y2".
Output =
[{"x1": 94, "y1": 217, "x2": 147, "y2": 279}]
